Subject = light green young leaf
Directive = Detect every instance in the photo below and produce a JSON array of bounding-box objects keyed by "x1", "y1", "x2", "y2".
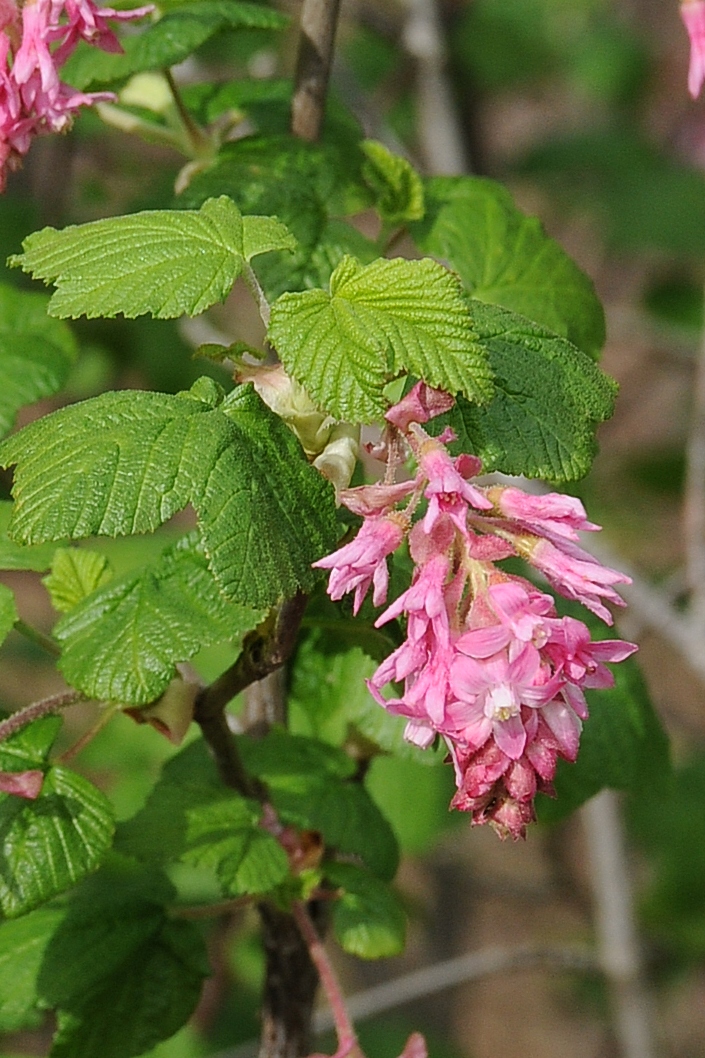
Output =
[
  {"x1": 0, "y1": 284, "x2": 77, "y2": 438},
  {"x1": 0, "y1": 583, "x2": 17, "y2": 648},
  {"x1": 62, "y1": 0, "x2": 287, "y2": 89},
  {"x1": 10, "y1": 197, "x2": 292, "y2": 321},
  {"x1": 116, "y1": 740, "x2": 289, "y2": 896},
  {"x1": 361, "y1": 140, "x2": 425, "y2": 226},
  {"x1": 55, "y1": 533, "x2": 264, "y2": 704},
  {"x1": 437, "y1": 300, "x2": 617, "y2": 481},
  {"x1": 0, "y1": 382, "x2": 339, "y2": 609},
  {"x1": 0, "y1": 718, "x2": 115, "y2": 918},
  {"x1": 239, "y1": 730, "x2": 399, "y2": 882},
  {"x1": 268, "y1": 255, "x2": 493, "y2": 422},
  {"x1": 410, "y1": 176, "x2": 605, "y2": 358},
  {"x1": 0, "y1": 907, "x2": 64, "y2": 1032},
  {"x1": 43, "y1": 548, "x2": 113, "y2": 613},
  {"x1": 37, "y1": 862, "x2": 208, "y2": 1058},
  {"x1": 325, "y1": 861, "x2": 406, "y2": 959},
  {"x1": 241, "y1": 214, "x2": 296, "y2": 260}
]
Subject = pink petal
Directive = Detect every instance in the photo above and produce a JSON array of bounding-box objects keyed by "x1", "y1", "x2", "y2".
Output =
[
  {"x1": 541, "y1": 700, "x2": 582, "y2": 760},
  {"x1": 493, "y1": 714, "x2": 527, "y2": 759}
]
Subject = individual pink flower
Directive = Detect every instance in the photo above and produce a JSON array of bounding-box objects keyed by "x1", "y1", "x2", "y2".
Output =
[
  {"x1": 312, "y1": 513, "x2": 408, "y2": 614},
  {"x1": 524, "y1": 537, "x2": 630, "y2": 624},
  {"x1": 682, "y1": 0, "x2": 705, "y2": 98},
  {"x1": 488, "y1": 486, "x2": 599, "y2": 541},
  {"x1": 384, "y1": 380, "x2": 455, "y2": 432},
  {"x1": 544, "y1": 615, "x2": 637, "y2": 687}
]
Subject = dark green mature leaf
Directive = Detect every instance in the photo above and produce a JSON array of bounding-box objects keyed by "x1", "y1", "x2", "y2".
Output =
[
  {"x1": 0, "y1": 582, "x2": 17, "y2": 648},
  {"x1": 10, "y1": 197, "x2": 293, "y2": 320},
  {"x1": 537, "y1": 635, "x2": 670, "y2": 824},
  {"x1": 239, "y1": 730, "x2": 399, "y2": 881},
  {"x1": 325, "y1": 861, "x2": 406, "y2": 959},
  {"x1": 0, "y1": 718, "x2": 115, "y2": 918},
  {"x1": 361, "y1": 140, "x2": 425, "y2": 226},
  {"x1": 116, "y1": 740, "x2": 289, "y2": 896},
  {"x1": 179, "y1": 136, "x2": 374, "y2": 301},
  {"x1": 62, "y1": 1, "x2": 287, "y2": 89},
  {"x1": 0, "y1": 284, "x2": 77, "y2": 438},
  {"x1": 436, "y1": 300, "x2": 617, "y2": 481},
  {"x1": 0, "y1": 502, "x2": 58, "y2": 572},
  {"x1": 410, "y1": 176, "x2": 605, "y2": 358},
  {"x1": 37, "y1": 862, "x2": 208, "y2": 1058},
  {"x1": 0, "y1": 907, "x2": 63, "y2": 1032},
  {"x1": 0, "y1": 381, "x2": 339, "y2": 609},
  {"x1": 268, "y1": 255, "x2": 492, "y2": 422},
  {"x1": 55, "y1": 533, "x2": 264, "y2": 704}
]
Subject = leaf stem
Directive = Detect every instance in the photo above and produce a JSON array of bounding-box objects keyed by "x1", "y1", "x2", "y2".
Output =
[
  {"x1": 243, "y1": 261, "x2": 271, "y2": 329},
  {"x1": 13, "y1": 618, "x2": 61, "y2": 657},
  {"x1": 164, "y1": 68, "x2": 211, "y2": 157},
  {"x1": 292, "y1": 900, "x2": 361, "y2": 1058},
  {"x1": 57, "y1": 702, "x2": 118, "y2": 763},
  {"x1": 291, "y1": 0, "x2": 342, "y2": 142},
  {"x1": 170, "y1": 895, "x2": 254, "y2": 920},
  {"x1": 0, "y1": 689, "x2": 85, "y2": 743}
]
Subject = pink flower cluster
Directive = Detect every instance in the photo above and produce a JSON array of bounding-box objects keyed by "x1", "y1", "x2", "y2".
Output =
[
  {"x1": 0, "y1": 0, "x2": 151, "y2": 187},
  {"x1": 314, "y1": 383, "x2": 637, "y2": 839}
]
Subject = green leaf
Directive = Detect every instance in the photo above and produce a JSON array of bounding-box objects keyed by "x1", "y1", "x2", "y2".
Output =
[
  {"x1": 37, "y1": 862, "x2": 209, "y2": 1058},
  {"x1": 290, "y1": 634, "x2": 444, "y2": 763},
  {"x1": 62, "y1": 1, "x2": 287, "y2": 89},
  {"x1": 0, "y1": 284, "x2": 77, "y2": 438},
  {"x1": 366, "y1": 755, "x2": 461, "y2": 856},
  {"x1": 361, "y1": 140, "x2": 425, "y2": 226},
  {"x1": 178, "y1": 136, "x2": 375, "y2": 302},
  {"x1": 0, "y1": 719, "x2": 115, "y2": 918},
  {"x1": 537, "y1": 628, "x2": 670, "y2": 825},
  {"x1": 241, "y1": 214, "x2": 296, "y2": 260},
  {"x1": 0, "y1": 582, "x2": 17, "y2": 648},
  {"x1": 436, "y1": 300, "x2": 617, "y2": 481},
  {"x1": 55, "y1": 533, "x2": 264, "y2": 704},
  {"x1": 0, "y1": 907, "x2": 64, "y2": 1032},
  {"x1": 325, "y1": 861, "x2": 406, "y2": 959},
  {"x1": 10, "y1": 197, "x2": 291, "y2": 321},
  {"x1": 43, "y1": 548, "x2": 113, "y2": 613},
  {"x1": 410, "y1": 176, "x2": 605, "y2": 358},
  {"x1": 268, "y1": 255, "x2": 493, "y2": 422},
  {"x1": 0, "y1": 502, "x2": 59, "y2": 571},
  {"x1": 0, "y1": 382, "x2": 339, "y2": 609},
  {"x1": 239, "y1": 730, "x2": 400, "y2": 881},
  {"x1": 116, "y1": 740, "x2": 289, "y2": 896}
]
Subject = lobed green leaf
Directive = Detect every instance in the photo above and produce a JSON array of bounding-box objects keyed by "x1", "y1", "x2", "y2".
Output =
[
  {"x1": 0, "y1": 720, "x2": 115, "y2": 918},
  {"x1": 0, "y1": 284, "x2": 77, "y2": 438},
  {"x1": 116, "y1": 740, "x2": 289, "y2": 896},
  {"x1": 436, "y1": 300, "x2": 617, "y2": 481},
  {"x1": 268, "y1": 255, "x2": 493, "y2": 422},
  {"x1": 0, "y1": 502, "x2": 59, "y2": 572},
  {"x1": 410, "y1": 176, "x2": 606, "y2": 358},
  {"x1": 55, "y1": 533, "x2": 264, "y2": 704},
  {"x1": 0, "y1": 381, "x2": 339, "y2": 610},
  {"x1": 10, "y1": 197, "x2": 292, "y2": 321},
  {"x1": 325, "y1": 861, "x2": 406, "y2": 959}
]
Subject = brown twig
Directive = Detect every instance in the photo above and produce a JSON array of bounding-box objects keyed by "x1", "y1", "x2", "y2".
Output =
[{"x1": 291, "y1": 0, "x2": 342, "y2": 141}]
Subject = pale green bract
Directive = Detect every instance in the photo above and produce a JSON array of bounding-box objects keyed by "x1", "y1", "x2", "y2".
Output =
[
  {"x1": 9, "y1": 197, "x2": 295, "y2": 320},
  {"x1": 361, "y1": 139, "x2": 425, "y2": 226},
  {"x1": 0, "y1": 381, "x2": 339, "y2": 609},
  {"x1": 267, "y1": 254, "x2": 493, "y2": 422}
]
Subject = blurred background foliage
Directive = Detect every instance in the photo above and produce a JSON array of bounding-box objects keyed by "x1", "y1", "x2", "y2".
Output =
[{"x1": 2, "y1": 0, "x2": 705, "y2": 1056}]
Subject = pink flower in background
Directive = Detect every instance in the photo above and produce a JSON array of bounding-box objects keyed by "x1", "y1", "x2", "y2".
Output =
[
  {"x1": 0, "y1": 0, "x2": 151, "y2": 187},
  {"x1": 682, "y1": 0, "x2": 705, "y2": 98},
  {"x1": 313, "y1": 385, "x2": 637, "y2": 838}
]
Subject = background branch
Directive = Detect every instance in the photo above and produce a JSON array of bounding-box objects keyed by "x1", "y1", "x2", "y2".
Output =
[{"x1": 291, "y1": 0, "x2": 343, "y2": 141}]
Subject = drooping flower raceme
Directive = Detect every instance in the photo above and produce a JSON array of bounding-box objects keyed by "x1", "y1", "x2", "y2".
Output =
[
  {"x1": 0, "y1": 0, "x2": 151, "y2": 187},
  {"x1": 681, "y1": 0, "x2": 705, "y2": 99},
  {"x1": 314, "y1": 382, "x2": 637, "y2": 839}
]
